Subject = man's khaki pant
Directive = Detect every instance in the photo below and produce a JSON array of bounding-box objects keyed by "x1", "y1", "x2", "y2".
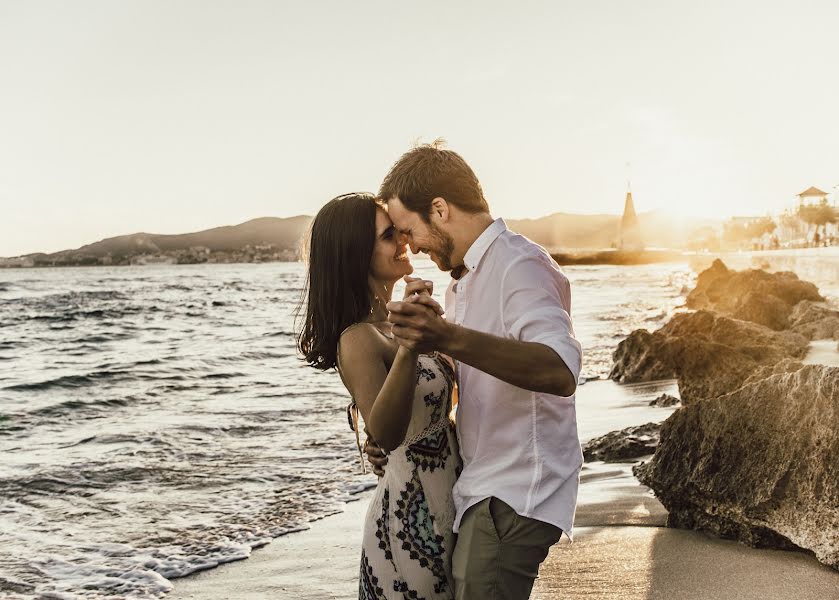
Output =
[{"x1": 452, "y1": 497, "x2": 563, "y2": 600}]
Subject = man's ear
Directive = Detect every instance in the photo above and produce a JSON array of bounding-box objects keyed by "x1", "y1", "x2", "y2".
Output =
[{"x1": 430, "y1": 197, "x2": 450, "y2": 223}]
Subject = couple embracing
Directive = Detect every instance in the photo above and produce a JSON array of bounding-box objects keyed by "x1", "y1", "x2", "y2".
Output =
[{"x1": 297, "y1": 143, "x2": 582, "y2": 600}]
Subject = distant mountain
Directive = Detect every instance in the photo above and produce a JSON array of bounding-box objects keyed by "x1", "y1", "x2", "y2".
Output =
[
  {"x1": 508, "y1": 213, "x2": 619, "y2": 250},
  {"x1": 2, "y1": 211, "x2": 721, "y2": 267},
  {"x1": 60, "y1": 216, "x2": 312, "y2": 257},
  {"x1": 508, "y1": 211, "x2": 721, "y2": 251}
]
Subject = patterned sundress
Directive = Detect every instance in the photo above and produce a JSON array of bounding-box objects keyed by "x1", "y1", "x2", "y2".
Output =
[{"x1": 355, "y1": 352, "x2": 461, "y2": 600}]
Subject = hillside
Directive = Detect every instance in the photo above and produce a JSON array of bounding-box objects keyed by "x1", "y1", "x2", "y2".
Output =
[
  {"x1": 55, "y1": 216, "x2": 312, "y2": 258},
  {"x1": 509, "y1": 211, "x2": 719, "y2": 250},
  {"x1": 2, "y1": 211, "x2": 720, "y2": 267}
]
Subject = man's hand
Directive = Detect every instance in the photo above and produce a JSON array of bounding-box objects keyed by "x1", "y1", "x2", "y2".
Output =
[
  {"x1": 364, "y1": 437, "x2": 388, "y2": 477},
  {"x1": 387, "y1": 298, "x2": 453, "y2": 354},
  {"x1": 401, "y1": 276, "x2": 444, "y2": 315}
]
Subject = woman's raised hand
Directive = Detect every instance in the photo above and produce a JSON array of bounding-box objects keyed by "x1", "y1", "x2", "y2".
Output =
[{"x1": 401, "y1": 276, "x2": 444, "y2": 316}]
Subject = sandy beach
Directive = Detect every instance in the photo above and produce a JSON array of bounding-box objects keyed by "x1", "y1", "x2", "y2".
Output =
[
  {"x1": 170, "y1": 334, "x2": 839, "y2": 600},
  {"x1": 170, "y1": 458, "x2": 839, "y2": 599}
]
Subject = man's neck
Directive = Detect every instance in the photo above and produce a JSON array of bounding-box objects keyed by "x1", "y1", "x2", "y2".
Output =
[{"x1": 451, "y1": 213, "x2": 495, "y2": 273}]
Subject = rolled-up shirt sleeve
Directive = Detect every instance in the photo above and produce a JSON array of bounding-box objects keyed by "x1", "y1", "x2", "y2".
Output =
[{"x1": 500, "y1": 254, "x2": 583, "y2": 386}]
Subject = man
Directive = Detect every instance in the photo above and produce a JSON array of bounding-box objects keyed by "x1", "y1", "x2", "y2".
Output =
[{"x1": 370, "y1": 142, "x2": 583, "y2": 600}]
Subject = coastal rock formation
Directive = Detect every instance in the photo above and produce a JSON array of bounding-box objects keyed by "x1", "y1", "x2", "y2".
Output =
[
  {"x1": 583, "y1": 422, "x2": 660, "y2": 463},
  {"x1": 609, "y1": 310, "x2": 809, "y2": 403},
  {"x1": 686, "y1": 259, "x2": 823, "y2": 330},
  {"x1": 743, "y1": 358, "x2": 805, "y2": 385},
  {"x1": 649, "y1": 393, "x2": 680, "y2": 407},
  {"x1": 634, "y1": 364, "x2": 839, "y2": 570},
  {"x1": 731, "y1": 292, "x2": 791, "y2": 331},
  {"x1": 789, "y1": 300, "x2": 839, "y2": 340}
]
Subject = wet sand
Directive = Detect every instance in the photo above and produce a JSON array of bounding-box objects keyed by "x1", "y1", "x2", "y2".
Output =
[{"x1": 169, "y1": 461, "x2": 839, "y2": 599}]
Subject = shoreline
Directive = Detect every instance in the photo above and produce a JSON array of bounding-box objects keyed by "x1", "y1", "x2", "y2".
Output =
[
  {"x1": 169, "y1": 377, "x2": 839, "y2": 599},
  {"x1": 170, "y1": 459, "x2": 839, "y2": 600},
  {"x1": 4, "y1": 245, "x2": 839, "y2": 270}
]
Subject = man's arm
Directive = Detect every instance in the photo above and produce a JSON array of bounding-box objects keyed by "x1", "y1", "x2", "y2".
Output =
[
  {"x1": 388, "y1": 253, "x2": 581, "y2": 397},
  {"x1": 449, "y1": 325, "x2": 576, "y2": 396},
  {"x1": 388, "y1": 305, "x2": 576, "y2": 397}
]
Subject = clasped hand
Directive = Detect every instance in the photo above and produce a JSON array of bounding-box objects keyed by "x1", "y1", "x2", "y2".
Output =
[{"x1": 387, "y1": 276, "x2": 450, "y2": 354}]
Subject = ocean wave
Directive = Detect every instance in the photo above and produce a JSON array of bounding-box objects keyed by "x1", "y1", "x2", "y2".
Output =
[
  {"x1": 4, "y1": 371, "x2": 122, "y2": 392},
  {"x1": 27, "y1": 396, "x2": 133, "y2": 418},
  {"x1": 262, "y1": 329, "x2": 296, "y2": 337},
  {"x1": 201, "y1": 372, "x2": 245, "y2": 380}
]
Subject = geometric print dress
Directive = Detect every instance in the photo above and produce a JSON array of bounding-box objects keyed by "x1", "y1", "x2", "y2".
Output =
[{"x1": 358, "y1": 352, "x2": 461, "y2": 600}]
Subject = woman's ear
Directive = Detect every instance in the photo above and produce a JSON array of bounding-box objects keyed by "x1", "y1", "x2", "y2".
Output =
[{"x1": 430, "y1": 197, "x2": 450, "y2": 223}]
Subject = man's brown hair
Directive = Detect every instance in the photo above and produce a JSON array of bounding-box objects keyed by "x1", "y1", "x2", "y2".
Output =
[{"x1": 378, "y1": 140, "x2": 489, "y2": 221}]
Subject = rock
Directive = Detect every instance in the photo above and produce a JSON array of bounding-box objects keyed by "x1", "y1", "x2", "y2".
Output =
[
  {"x1": 608, "y1": 329, "x2": 676, "y2": 383},
  {"x1": 635, "y1": 364, "x2": 839, "y2": 570},
  {"x1": 743, "y1": 358, "x2": 805, "y2": 385},
  {"x1": 731, "y1": 292, "x2": 791, "y2": 330},
  {"x1": 584, "y1": 422, "x2": 661, "y2": 462},
  {"x1": 649, "y1": 393, "x2": 680, "y2": 407},
  {"x1": 789, "y1": 300, "x2": 839, "y2": 340},
  {"x1": 686, "y1": 259, "x2": 824, "y2": 330},
  {"x1": 610, "y1": 311, "x2": 809, "y2": 403}
]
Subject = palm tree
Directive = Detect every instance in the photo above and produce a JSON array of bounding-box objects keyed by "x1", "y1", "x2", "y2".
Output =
[{"x1": 797, "y1": 199, "x2": 838, "y2": 245}]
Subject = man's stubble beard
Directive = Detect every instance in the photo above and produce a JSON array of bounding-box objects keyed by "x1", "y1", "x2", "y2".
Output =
[{"x1": 428, "y1": 221, "x2": 456, "y2": 272}]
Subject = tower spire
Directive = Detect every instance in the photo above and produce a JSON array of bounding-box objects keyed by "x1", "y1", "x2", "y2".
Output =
[{"x1": 619, "y1": 178, "x2": 643, "y2": 251}]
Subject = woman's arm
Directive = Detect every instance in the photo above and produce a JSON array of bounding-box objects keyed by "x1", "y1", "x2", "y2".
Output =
[
  {"x1": 338, "y1": 330, "x2": 419, "y2": 451},
  {"x1": 338, "y1": 279, "x2": 439, "y2": 452}
]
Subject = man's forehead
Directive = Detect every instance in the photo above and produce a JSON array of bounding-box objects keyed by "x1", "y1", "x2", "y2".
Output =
[{"x1": 385, "y1": 200, "x2": 415, "y2": 229}]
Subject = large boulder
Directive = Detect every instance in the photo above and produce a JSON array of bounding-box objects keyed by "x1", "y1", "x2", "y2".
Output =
[
  {"x1": 634, "y1": 364, "x2": 839, "y2": 570},
  {"x1": 686, "y1": 259, "x2": 824, "y2": 330},
  {"x1": 583, "y1": 422, "x2": 661, "y2": 462},
  {"x1": 649, "y1": 393, "x2": 680, "y2": 407},
  {"x1": 610, "y1": 311, "x2": 809, "y2": 403},
  {"x1": 789, "y1": 300, "x2": 839, "y2": 341}
]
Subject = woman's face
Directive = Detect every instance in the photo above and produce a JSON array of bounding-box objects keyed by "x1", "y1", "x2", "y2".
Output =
[{"x1": 369, "y1": 207, "x2": 412, "y2": 283}]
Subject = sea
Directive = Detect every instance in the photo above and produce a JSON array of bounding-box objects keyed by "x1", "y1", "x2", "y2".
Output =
[{"x1": 1, "y1": 254, "x2": 836, "y2": 599}]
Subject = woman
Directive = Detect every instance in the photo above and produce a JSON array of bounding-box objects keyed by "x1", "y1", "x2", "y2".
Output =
[{"x1": 297, "y1": 193, "x2": 460, "y2": 600}]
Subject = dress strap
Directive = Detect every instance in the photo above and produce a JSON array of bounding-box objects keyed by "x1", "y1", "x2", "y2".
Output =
[{"x1": 346, "y1": 400, "x2": 367, "y2": 475}]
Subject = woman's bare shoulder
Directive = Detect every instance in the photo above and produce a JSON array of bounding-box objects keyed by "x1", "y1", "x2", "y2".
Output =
[{"x1": 338, "y1": 322, "x2": 386, "y2": 362}]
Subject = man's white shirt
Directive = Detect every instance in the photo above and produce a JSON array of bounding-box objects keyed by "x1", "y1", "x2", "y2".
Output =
[{"x1": 445, "y1": 218, "x2": 583, "y2": 540}]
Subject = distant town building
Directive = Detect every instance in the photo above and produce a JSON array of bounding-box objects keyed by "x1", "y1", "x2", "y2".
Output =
[
  {"x1": 131, "y1": 255, "x2": 177, "y2": 266},
  {"x1": 797, "y1": 186, "x2": 828, "y2": 207},
  {"x1": 0, "y1": 256, "x2": 35, "y2": 268},
  {"x1": 618, "y1": 190, "x2": 644, "y2": 250}
]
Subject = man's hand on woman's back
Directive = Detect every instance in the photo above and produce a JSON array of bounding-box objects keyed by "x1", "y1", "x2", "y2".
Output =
[{"x1": 364, "y1": 437, "x2": 388, "y2": 477}]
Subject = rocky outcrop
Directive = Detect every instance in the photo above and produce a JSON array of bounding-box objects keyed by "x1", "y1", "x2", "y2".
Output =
[
  {"x1": 742, "y1": 358, "x2": 805, "y2": 385},
  {"x1": 730, "y1": 292, "x2": 791, "y2": 331},
  {"x1": 686, "y1": 259, "x2": 823, "y2": 330},
  {"x1": 583, "y1": 422, "x2": 661, "y2": 463},
  {"x1": 609, "y1": 310, "x2": 809, "y2": 403},
  {"x1": 649, "y1": 393, "x2": 680, "y2": 407},
  {"x1": 790, "y1": 301, "x2": 839, "y2": 340},
  {"x1": 634, "y1": 364, "x2": 839, "y2": 570}
]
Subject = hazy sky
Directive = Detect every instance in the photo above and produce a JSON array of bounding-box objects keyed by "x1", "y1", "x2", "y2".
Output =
[{"x1": 1, "y1": 1, "x2": 838, "y2": 256}]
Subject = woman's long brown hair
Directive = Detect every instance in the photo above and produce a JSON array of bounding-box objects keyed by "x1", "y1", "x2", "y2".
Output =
[{"x1": 296, "y1": 193, "x2": 378, "y2": 370}]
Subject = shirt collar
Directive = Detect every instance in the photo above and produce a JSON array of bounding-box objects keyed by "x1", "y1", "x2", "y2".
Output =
[{"x1": 461, "y1": 218, "x2": 507, "y2": 274}]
